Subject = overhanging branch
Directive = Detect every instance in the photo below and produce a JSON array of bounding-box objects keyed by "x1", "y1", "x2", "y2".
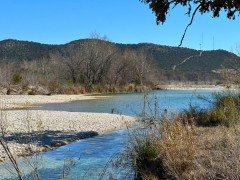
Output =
[{"x1": 178, "y1": 4, "x2": 201, "y2": 47}]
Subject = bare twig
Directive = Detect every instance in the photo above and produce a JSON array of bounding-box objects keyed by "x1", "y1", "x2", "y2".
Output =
[{"x1": 0, "y1": 138, "x2": 24, "y2": 180}]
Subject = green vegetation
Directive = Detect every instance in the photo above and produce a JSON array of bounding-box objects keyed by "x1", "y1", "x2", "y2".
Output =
[
  {"x1": 131, "y1": 92, "x2": 240, "y2": 179},
  {"x1": 12, "y1": 74, "x2": 23, "y2": 85},
  {"x1": 180, "y1": 92, "x2": 240, "y2": 127},
  {"x1": 0, "y1": 39, "x2": 57, "y2": 61},
  {"x1": 140, "y1": 0, "x2": 239, "y2": 25},
  {"x1": 140, "y1": 0, "x2": 240, "y2": 47},
  {"x1": 209, "y1": 92, "x2": 240, "y2": 127}
]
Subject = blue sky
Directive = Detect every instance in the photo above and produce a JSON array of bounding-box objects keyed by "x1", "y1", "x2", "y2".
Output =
[{"x1": 0, "y1": 0, "x2": 239, "y2": 52}]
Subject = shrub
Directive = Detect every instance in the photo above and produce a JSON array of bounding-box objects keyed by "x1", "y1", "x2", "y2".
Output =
[
  {"x1": 131, "y1": 120, "x2": 199, "y2": 179},
  {"x1": 79, "y1": 74, "x2": 85, "y2": 84},
  {"x1": 48, "y1": 81, "x2": 60, "y2": 94},
  {"x1": 108, "y1": 86, "x2": 119, "y2": 93},
  {"x1": 95, "y1": 85, "x2": 103, "y2": 93},
  {"x1": 179, "y1": 92, "x2": 240, "y2": 127},
  {"x1": 12, "y1": 74, "x2": 23, "y2": 84},
  {"x1": 135, "y1": 85, "x2": 149, "y2": 93},
  {"x1": 28, "y1": 89, "x2": 36, "y2": 95},
  {"x1": 208, "y1": 92, "x2": 240, "y2": 127},
  {"x1": 132, "y1": 131, "x2": 165, "y2": 179},
  {"x1": 126, "y1": 84, "x2": 135, "y2": 92},
  {"x1": 131, "y1": 119, "x2": 240, "y2": 179},
  {"x1": 130, "y1": 92, "x2": 240, "y2": 179},
  {"x1": 180, "y1": 105, "x2": 211, "y2": 126}
]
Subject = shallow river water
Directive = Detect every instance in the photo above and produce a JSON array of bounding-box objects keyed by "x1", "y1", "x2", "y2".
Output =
[
  {"x1": 34, "y1": 90, "x2": 217, "y2": 116},
  {"x1": 0, "y1": 90, "x2": 222, "y2": 179}
]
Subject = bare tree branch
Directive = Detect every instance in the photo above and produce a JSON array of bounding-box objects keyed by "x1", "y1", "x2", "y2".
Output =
[{"x1": 178, "y1": 4, "x2": 201, "y2": 47}]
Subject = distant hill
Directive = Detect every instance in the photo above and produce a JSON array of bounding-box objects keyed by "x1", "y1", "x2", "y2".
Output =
[
  {"x1": 0, "y1": 39, "x2": 239, "y2": 74},
  {"x1": 0, "y1": 39, "x2": 60, "y2": 61},
  {"x1": 118, "y1": 43, "x2": 238, "y2": 73}
]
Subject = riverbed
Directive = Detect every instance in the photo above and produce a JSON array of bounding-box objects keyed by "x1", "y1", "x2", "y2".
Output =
[{"x1": 0, "y1": 90, "x2": 223, "y2": 179}]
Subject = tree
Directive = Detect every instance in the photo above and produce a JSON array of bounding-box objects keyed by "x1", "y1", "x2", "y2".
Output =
[
  {"x1": 130, "y1": 50, "x2": 151, "y2": 85},
  {"x1": 48, "y1": 49, "x2": 85, "y2": 85},
  {"x1": 140, "y1": 0, "x2": 240, "y2": 46},
  {"x1": 82, "y1": 34, "x2": 117, "y2": 87},
  {"x1": 106, "y1": 50, "x2": 135, "y2": 86},
  {"x1": 221, "y1": 46, "x2": 240, "y2": 87},
  {"x1": 0, "y1": 62, "x2": 14, "y2": 94}
]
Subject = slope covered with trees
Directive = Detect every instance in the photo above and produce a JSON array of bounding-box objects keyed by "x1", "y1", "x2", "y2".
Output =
[
  {"x1": 0, "y1": 39, "x2": 59, "y2": 61},
  {"x1": 0, "y1": 39, "x2": 238, "y2": 72},
  {"x1": 0, "y1": 38, "x2": 238, "y2": 94}
]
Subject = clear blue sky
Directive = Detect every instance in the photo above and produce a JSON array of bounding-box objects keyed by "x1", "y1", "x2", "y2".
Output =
[{"x1": 0, "y1": 0, "x2": 239, "y2": 52}]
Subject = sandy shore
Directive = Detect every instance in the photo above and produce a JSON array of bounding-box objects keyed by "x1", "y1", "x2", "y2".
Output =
[
  {"x1": 0, "y1": 94, "x2": 107, "y2": 109},
  {"x1": 0, "y1": 110, "x2": 136, "y2": 162},
  {"x1": 159, "y1": 84, "x2": 228, "y2": 90},
  {"x1": 0, "y1": 95, "x2": 136, "y2": 162}
]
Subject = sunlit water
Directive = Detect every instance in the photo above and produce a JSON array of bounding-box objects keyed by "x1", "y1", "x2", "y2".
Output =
[
  {"x1": 0, "y1": 128, "x2": 134, "y2": 180},
  {"x1": 33, "y1": 90, "x2": 218, "y2": 116},
  {"x1": 0, "y1": 90, "x2": 222, "y2": 179}
]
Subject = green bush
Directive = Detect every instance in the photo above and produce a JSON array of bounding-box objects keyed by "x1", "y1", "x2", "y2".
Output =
[
  {"x1": 12, "y1": 74, "x2": 23, "y2": 84},
  {"x1": 132, "y1": 134, "x2": 165, "y2": 179},
  {"x1": 209, "y1": 92, "x2": 240, "y2": 127},
  {"x1": 79, "y1": 74, "x2": 85, "y2": 84},
  {"x1": 180, "y1": 105, "x2": 212, "y2": 126},
  {"x1": 180, "y1": 91, "x2": 240, "y2": 127},
  {"x1": 129, "y1": 92, "x2": 240, "y2": 179}
]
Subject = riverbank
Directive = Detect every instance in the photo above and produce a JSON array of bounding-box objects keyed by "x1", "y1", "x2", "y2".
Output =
[
  {"x1": 0, "y1": 94, "x2": 108, "y2": 109},
  {"x1": 0, "y1": 85, "x2": 230, "y2": 110},
  {"x1": 158, "y1": 84, "x2": 228, "y2": 90},
  {"x1": 0, "y1": 110, "x2": 136, "y2": 162},
  {"x1": 0, "y1": 94, "x2": 137, "y2": 162}
]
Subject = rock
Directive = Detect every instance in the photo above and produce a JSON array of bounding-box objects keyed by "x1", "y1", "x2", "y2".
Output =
[
  {"x1": 0, "y1": 87, "x2": 7, "y2": 95},
  {"x1": 27, "y1": 86, "x2": 51, "y2": 95},
  {"x1": 36, "y1": 86, "x2": 51, "y2": 95}
]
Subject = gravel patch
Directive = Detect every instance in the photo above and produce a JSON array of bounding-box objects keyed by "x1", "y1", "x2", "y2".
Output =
[
  {"x1": 0, "y1": 94, "x2": 106, "y2": 109},
  {"x1": 0, "y1": 110, "x2": 136, "y2": 162}
]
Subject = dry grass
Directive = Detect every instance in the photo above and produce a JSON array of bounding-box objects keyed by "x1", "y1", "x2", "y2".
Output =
[
  {"x1": 48, "y1": 84, "x2": 152, "y2": 94},
  {"x1": 133, "y1": 120, "x2": 240, "y2": 179}
]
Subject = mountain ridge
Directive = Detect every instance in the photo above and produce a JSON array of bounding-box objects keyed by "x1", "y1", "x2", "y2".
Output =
[{"x1": 0, "y1": 38, "x2": 238, "y2": 73}]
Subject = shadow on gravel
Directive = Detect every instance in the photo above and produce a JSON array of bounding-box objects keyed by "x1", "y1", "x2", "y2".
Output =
[{"x1": 5, "y1": 130, "x2": 99, "y2": 147}]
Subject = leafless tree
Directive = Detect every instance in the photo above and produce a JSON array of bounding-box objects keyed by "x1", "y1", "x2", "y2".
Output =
[
  {"x1": 128, "y1": 50, "x2": 151, "y2": 85},
  {"x1": 106, "y1": 51, "x2": 133, "y2": 86},
  {"x1": 0, "y1": 62, "x2": 14, "y2": 94},
  {"x1": 82, "y1": 34, "x2": 118, "y2": 87},
  {"x1": 49, "y1": 50, "x2": 86, "y2": 85}
]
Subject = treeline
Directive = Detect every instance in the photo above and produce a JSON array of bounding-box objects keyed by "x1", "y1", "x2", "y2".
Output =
[
  {"x1": 0, "y1": 37, "x2": 157, "y2": 94},
  {"x1": 0, "y1": 35, "x2": 234, "y2": 95}
]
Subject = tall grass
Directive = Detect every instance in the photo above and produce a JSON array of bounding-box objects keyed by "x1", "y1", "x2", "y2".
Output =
[
  {"x1": 132, "y1": 120, "x2": 240, "y2": 179},
  {"x1": 180, "y1": 91, "x2": 240, "y2": 127},
  {"x1": 209, "y1": 92, "x2": 240, "y2": 127},
  {"x1": 131, "y1": 91, "x2": 240, "y2": 179}
]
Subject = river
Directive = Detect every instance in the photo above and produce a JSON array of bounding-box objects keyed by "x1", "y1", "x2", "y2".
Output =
[{"x1": 0, "y1": 90, "x2": 221, "y2": 179}]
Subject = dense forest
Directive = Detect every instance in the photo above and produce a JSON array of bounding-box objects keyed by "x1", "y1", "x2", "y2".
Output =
[{"x1": 0, "y1": 37, "x2": 239, "y2": 94}]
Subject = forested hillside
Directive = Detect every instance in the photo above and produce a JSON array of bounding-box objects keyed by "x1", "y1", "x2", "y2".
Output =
[
  {"x1": 0, "y1": 39, "x2": 237, "y2": 71},
  {"x1": 0, "y1": 38, "x2": 239, "y2": 94}
]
